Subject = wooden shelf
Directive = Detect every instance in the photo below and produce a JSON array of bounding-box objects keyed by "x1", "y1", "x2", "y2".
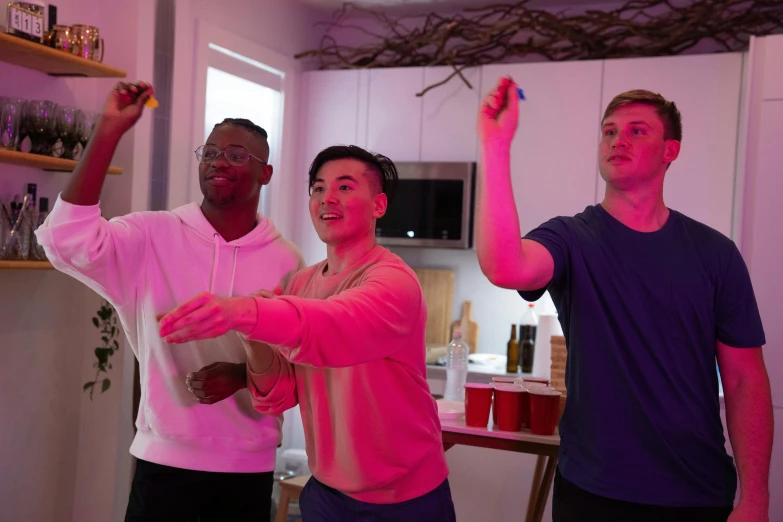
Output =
[
  {"x1": 0, "y1": 32, "x2": 127, "y2": 77},
  {"x1": 0, "y1": 260, "x2": 54, "y2": 270},
  {"x1": 0, "y1": 149, "x2": 122, "y2": 174}
]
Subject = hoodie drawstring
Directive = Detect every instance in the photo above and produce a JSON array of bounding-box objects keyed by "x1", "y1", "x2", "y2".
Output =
[
  {"x1": 228, "y1": 247, "x2": 238, "y2": 297},
  {"x1": 210, "y1": 234, "x2": 220, "y2": 294},
  {"x1": 209, "y1": 233, "x2": 239, "y2": 297}
]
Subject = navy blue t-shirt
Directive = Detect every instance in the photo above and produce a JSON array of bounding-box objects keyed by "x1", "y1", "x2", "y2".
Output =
[{"x1": 520, "y1": 204, "x2": 765, "y2": 507}]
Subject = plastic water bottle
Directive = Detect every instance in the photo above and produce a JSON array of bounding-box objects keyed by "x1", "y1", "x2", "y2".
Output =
[{"x1": 444, "y1": 330, "x2": 470, "y2": 401}]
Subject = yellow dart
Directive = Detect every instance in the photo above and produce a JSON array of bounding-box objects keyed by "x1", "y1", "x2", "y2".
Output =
[{"x1": 145, "y1": 97, "x2": 159, "y2": 109}]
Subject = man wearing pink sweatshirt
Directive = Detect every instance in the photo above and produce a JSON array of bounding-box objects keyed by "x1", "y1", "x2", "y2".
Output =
[{"x1": 160, "y1": 145, "x2": 456, "y2": 521}]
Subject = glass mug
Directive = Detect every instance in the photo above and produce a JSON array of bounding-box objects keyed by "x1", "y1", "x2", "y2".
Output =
[
  {"x1": 70, "y1": 24, "x2": 104, "y2": 62},
  {"x1": 44, "y1": 24, "x2": 73, "y2": 53}
]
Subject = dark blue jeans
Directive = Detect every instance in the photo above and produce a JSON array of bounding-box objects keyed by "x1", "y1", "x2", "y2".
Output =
[
  {"x1": 299, "y1": 476, "x2": 456, "y2": 522},
  {"x1": 553, "y1": 469, "x2": 733, "y2": 522}
]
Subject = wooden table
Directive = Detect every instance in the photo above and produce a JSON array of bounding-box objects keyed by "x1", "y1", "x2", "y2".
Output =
[{"x1": 440, "y1": 417, "x2": 560, "y2": 522}]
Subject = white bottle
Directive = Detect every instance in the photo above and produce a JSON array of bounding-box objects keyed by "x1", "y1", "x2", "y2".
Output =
[{"x1": 444, "y1": 330, "x2": 470, "y2": 402}]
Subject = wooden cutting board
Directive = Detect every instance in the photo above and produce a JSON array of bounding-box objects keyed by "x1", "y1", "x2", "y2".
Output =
[
  {"x1": 450, "y1": 300, "x2": 479, "y2": 353},
  {"x1": 413, "y1": 268, "x2": 454, "y2": 347}
]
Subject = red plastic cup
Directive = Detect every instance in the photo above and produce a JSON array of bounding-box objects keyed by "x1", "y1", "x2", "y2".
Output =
[
  {"x1": 464, "y1": 383, "x2": 493, "y2": 428},
  {"x1": 518, "y1": 379, "x2": 547, "y2": 390},
  {"x1": 492, "y1": 378, "x2": 520, "y2": 425},
  {"x1": 491, "y1": 382, "x2": 506, "y2": 426},
  {"x1": 529, "y1": 388, "x2": 562, "y2": 435},
  {"x1": 519, "y1": 387, "x2": 531, "y2": 429},
  {"x1": 491, "y1": 376, "x2": 518, "y2": 384},
  {"x1": 493, "y1": 384, "x2": 525, "y2": 432}
]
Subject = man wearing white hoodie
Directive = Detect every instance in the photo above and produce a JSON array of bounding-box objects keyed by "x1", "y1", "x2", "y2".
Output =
[{"x1": 35, "y1": 82, "x2": 303, "y2": 521}]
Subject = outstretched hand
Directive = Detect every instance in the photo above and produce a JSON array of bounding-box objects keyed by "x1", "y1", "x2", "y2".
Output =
[{"x1": 158, "y1": 293, "x2": 257, "y2": 343}]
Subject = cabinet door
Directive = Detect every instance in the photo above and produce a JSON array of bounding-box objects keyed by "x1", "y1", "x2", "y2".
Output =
[
  {"x1": 480, "y1": 61, "x2": 604, "y2": 234},
  {"x1": 761, "y1": 35, "x2": 783, "y2": 100},
  {"x1": 600, "y1": 53, "x2": 743, "y2": 237},
  {"x1": 366, "y1": 67, "x2": 424, "y2": 162},
  {"x1": 301, "y1": 70, "x2": 362, "y2": 160},
  {"x1": 297, "y1": 70, "x2": 362, "y2": 263},
  {"x1": 421, "y1": 67, "x2": 482, "y2": 162}
]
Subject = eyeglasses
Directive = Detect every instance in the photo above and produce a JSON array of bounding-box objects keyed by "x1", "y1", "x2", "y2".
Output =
[{"x1": 194, "y1": 145, "x2": 267, "y2": 167}]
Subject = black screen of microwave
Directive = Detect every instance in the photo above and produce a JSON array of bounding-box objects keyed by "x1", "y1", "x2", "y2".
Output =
[{"x1": 376, "y1": 179, "x2": 464, "y2": 240}]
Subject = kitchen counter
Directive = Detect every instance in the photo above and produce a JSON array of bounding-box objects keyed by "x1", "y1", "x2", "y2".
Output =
[{"x1": 426, "y1": 363, "x2": 538, "y2": 384}]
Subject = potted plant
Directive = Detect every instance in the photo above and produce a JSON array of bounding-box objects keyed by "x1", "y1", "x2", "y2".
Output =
[{"x1": 83, "y1": 299, "x2": 120, "y2": 399}]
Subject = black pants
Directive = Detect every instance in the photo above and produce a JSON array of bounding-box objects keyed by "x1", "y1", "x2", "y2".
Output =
[
  {"x1": 299, "y1": 476, "x2": 456, "y2": 522},
  {"x1": 552, "y1": 469, "x2": 733, "y2": 522},
  {"x1": 125, "y1": 458, "x2": 273, "y2": 522}
]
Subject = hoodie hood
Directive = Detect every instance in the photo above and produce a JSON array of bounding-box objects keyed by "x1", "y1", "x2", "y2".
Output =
[
  {"x1": 172, "y1": 202, "x2": 282, "y2": 248},
  {"x1": 172, "y1": 202, "x2": 284, "y2": 296}
]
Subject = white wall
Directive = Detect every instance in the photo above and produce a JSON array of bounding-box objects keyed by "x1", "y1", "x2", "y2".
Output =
[
  {"x1": 0, "y1": 271, "x2": 95, "y2": 522},
  {"x1": 736, "y1": 34, "x2": 783, "y2": 521}
]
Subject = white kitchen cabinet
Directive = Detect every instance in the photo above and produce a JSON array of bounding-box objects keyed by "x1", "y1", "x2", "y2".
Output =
[
  {"x1": 599, "y1": 53, "x2": 744, "y2": 238},
  {"x1": 761, "y1": 35, "x2": 783, "y2": 100},
  {"x1": 366, "y1": 67, "x2": 425, "y2": 162},
  {"x1": 300, "y1": 69, "x2": 362, "y2": 160},
  {"x1": 420, "y1": 67, "x2": 483, "y2": 162},
  {"x1": 480, "y1": 61, "x2": 604, "y2": 234}
]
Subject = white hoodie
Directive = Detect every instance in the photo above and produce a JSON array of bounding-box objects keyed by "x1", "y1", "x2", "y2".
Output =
[{"x1": 35, "y1": 195, "x2": 304, "y2": 473}]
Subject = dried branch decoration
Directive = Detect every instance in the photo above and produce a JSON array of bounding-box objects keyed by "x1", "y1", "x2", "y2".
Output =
[{"x1": 296, "y1": 0, "x2": 783, "y2": 96}]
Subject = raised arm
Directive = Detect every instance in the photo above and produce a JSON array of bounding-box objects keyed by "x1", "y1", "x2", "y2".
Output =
[
  {"x1": 34, "y1": 82, "x2": 156, "y2": 305},
  {"x1": 477, "y1": 76, "x2": 555, "y2": 291}
]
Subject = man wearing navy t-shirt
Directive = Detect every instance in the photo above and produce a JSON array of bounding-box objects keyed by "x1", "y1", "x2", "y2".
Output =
[{"x1": 476, "y1": 77, "x2": 772, "y2": 522}]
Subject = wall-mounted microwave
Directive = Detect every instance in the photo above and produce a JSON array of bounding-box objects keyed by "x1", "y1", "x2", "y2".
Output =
[{"x1": 376, "y1": 162, "x2": 476, "y2": 249}]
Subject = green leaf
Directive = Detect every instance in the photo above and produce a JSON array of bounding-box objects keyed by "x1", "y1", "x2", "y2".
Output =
[
  {"x1": 101, "y1": 336, "x2": 109, "y2": 344},
  {"x1": 113, "y1": 340, "x2": 119, "y2": 349},
  {"x1": 111, "y1": 327, "x2": 117, "y2": 336},
  {"x1": 92, "y1": 317, "x2": 99, "y2": 328},
  {"x1": 83, "y1": 382, "x2": 95, "y2": 391},
  {"x1": 102, "y1": 379, "x2": 111, "y2": 392},
  {"x1": 95, "y1": 347, "x2": 111, "y2": 365}
]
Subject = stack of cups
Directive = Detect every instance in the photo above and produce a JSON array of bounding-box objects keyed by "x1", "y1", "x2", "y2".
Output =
[{"x1": 464, "y1": 380, "x2": 562, "y2": 436}]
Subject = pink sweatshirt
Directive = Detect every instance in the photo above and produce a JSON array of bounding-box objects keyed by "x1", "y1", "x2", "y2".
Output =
[{"x1": 244, "y1": 246, "x2": 448, "y2": 503}]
